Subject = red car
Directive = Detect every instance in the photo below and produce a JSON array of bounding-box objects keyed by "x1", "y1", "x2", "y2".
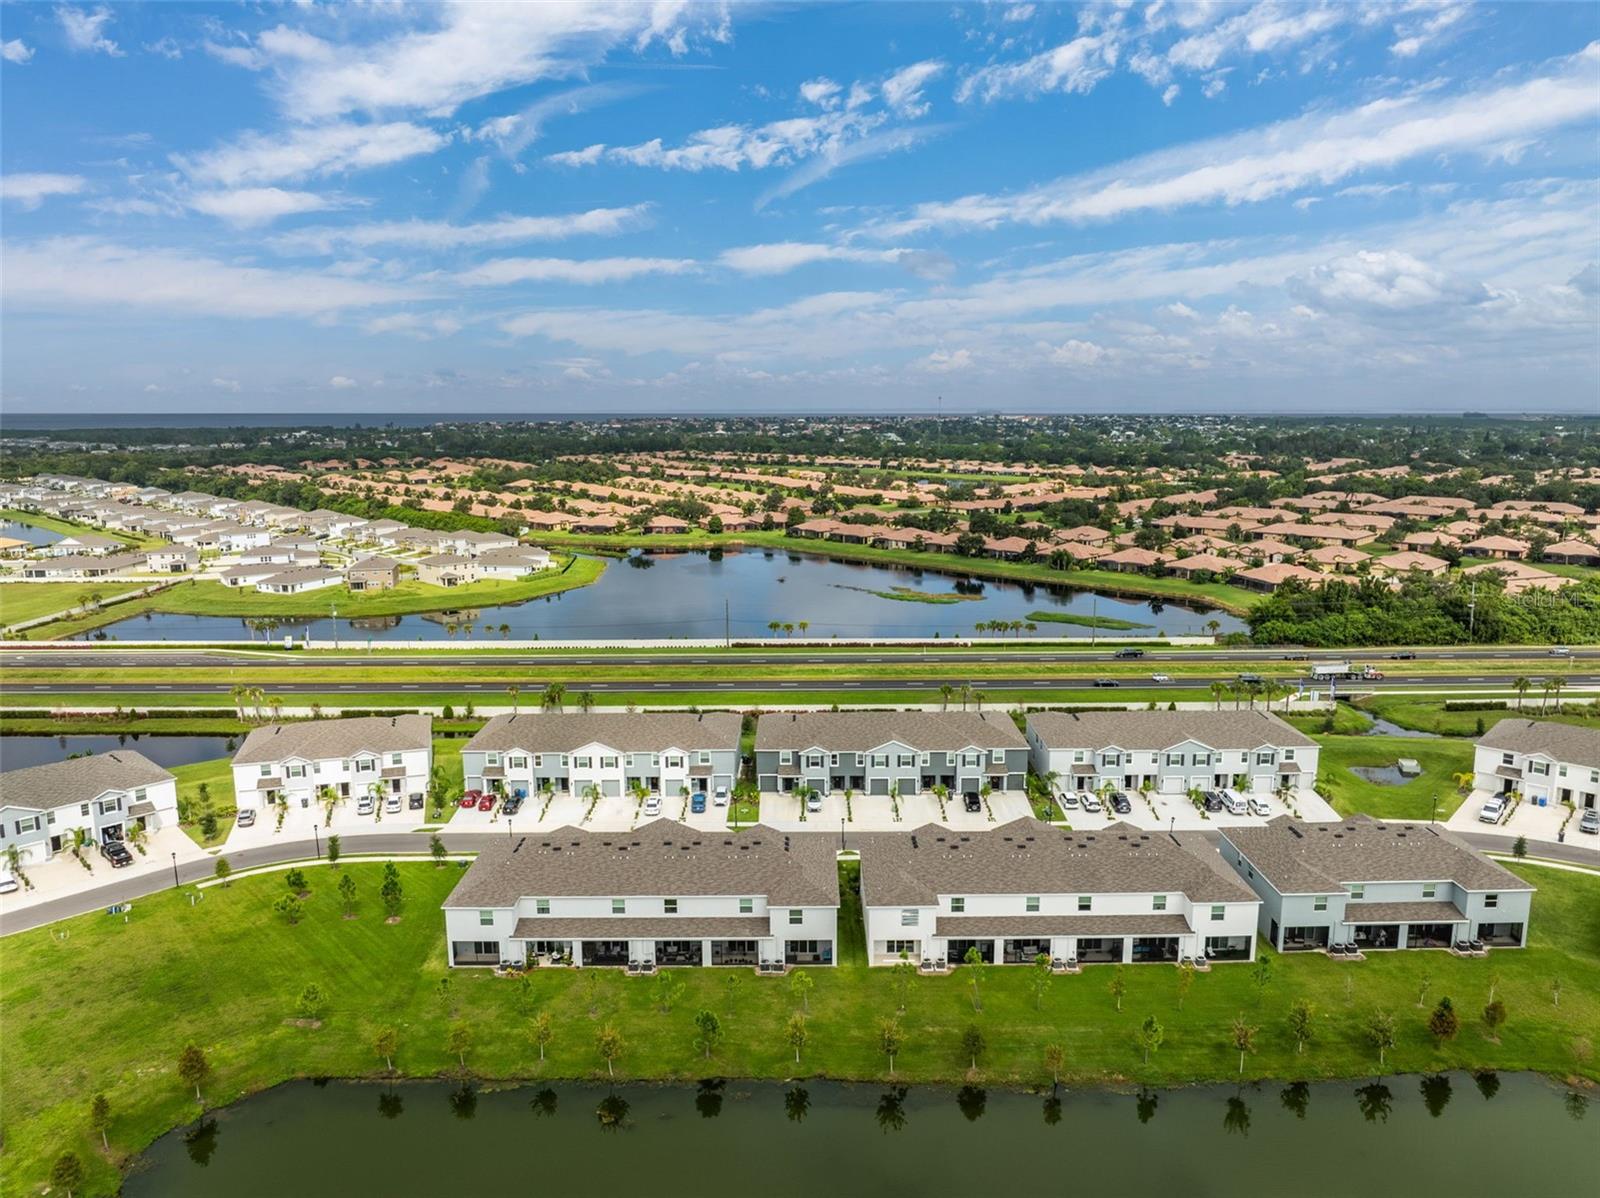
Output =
[
  {"x1": 477, "y1": 793, "x2": 497, "y2": 812},
  {"x1": 459, "y1": 789, "x2": 483, "y2": 809}
]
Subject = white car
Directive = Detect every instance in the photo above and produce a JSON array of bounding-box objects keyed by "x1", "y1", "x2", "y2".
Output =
[
  {"x1": 643, "y1": 795, "x2": 663, "y2": 818},
  {"x1": 805, "y1": 792, "x2": 824, "y2": 814},
  {"x1": 236, "y1": 808, "x2": 257, "y2": 828},
  {"x1": 1150, "y1": 673, "x2": 1173, "y2": 683},
  {"x1": 385, "y1": 794, "x2": 402, "y2": 814},
  {"x1": 1247, "y1": 797, "x2": 1272, "y2": 817},
  {"x1": 356, "y1": 794, "x2": 375, "y2": 815},
  {"x1": 713, "y1": 785, "x2": 729, "y2": 807},
  {"x1": 1080, "y1": 793, "x2": 1103, "y2": 813},
  {"x1": 1548, "y1": 646, "x2": 1571, "y2": 657},
  {"x1": 0, "y1": 868, "x2": 18, "y2": 894},
  {"x1": 1056, "y1": 790, "x2": 1079, "y2": 810},
  {"x1": 1478, "y1": 796, "x2": 1507, "y2": 824}
]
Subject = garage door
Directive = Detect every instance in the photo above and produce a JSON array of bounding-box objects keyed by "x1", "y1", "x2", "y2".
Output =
[
  {"x1": 602, "y1": 779, "x2": 622, "y2": 797},
  {"x1": 869, "y1": 778, "x2": 889, "y2": 795},
  {"x1": 1161, "y1": 776, "x2": 1185, "y2": 795}
]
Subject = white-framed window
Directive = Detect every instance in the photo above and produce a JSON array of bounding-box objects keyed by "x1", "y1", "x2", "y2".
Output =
[
  {"x1": 871, "y1": 754, "x2": 889, "y2": 768},
  {"x1": 950, "y1": 897, "x2": 966, "y2": 913},
  {"x1": 133, "y1": 787, "x2": 147, "y2": 802},
  {"x1": 1074, "y1": 750, "x2": 1088, "y2": 764},
  {"x1": 1255, "y1": 751, "x2": 1275, "y2": 765},
  {"x1": 80, "y1": 803, "x2": 90, "y2": 816},
  {"x1": 14, "y1": 815, "x2": 40, "y2": 834},
  {"x1": 535, "y1": 899, "x2": 550, "y2": 915},
  {"x1": 1283, "y1": 749, "x2": 1296, "y2": 762},
  {"x1": 98, "y1": 797, "x2": 122, "y2": 814},
  {"x1": 1484, "y1": 893, "x2": 1498, "y2": 909},
  {"x1": 1501, "y1": 752, "x2": 1515, "y2": 765},
  {"x1": 788, "y1": 909, "x2": 803, "y2": 925},
  {"x1": 919, "y1": 753, "x2": 930, "y2": 767},
  {"x1": 478, "y1": 910, "x2": 494, "y2": 926},
  {"x1": 574, "y1": 756, "x2": 592, "y2": 771},
  {"x1": 697, "y1": 751, "x2": 710, "y2": 765},
  {"x1": 1210, "y1": 905, "x2": 1225, "y2": 922},
  {"x1": 390, "y1": 753, "x2": 403, "y2": 767},
  {"x1": 286, "y1": 765, "x2": 305, "y2": 779},
  {"x1": 259, "y1": 764, "x2": 273, "y2": 777},
  {"x1": 884, "y1": 940, "x2": 919, "y2": 956},
  {"x1": 486, "y1": 752, "x2": 501, "y2": 767},
  {"x1": 1077, "y1": 895, "x2": 1092, "y2": 911},
  {"x1": 807, "y1": 753, "x2": 825, "y2": 770},
  {"x1": 1025, "y1": 896, "x2": 1040, "y2": 913},
  {"x1": 739, "y1": 898, "x2": 753, "y2": 914},
  {"x1": 1152, "y1": 894, "x2": 1167, "y2": 911},
  {"x1": 601, "y1": 756, "x2": 619, "y2": 770},
  {"x1": 901, "y1": 909, "x2": 920, "y2": 926},
  {"x1": 830, "y1": 753, "x2": 840, "y2": 768},
  {"x1": 1165, "y1": 753, "x2": 1184, "y2": 767},
  {"x1": 1313, "y1": 896, "x2": 1328, "y2": 912},
  {"x1": 356, "y1": 758, "x2": 375, "y2": 773},
  {"x1": 899, "y1": 754, "x2": 916, "y2": 769},
  {"x1": 664, "y1": 898, "x2": 678, "y2": 914},
  {"x1": 990, "y1": 749, "x2": 1004, "y2": 765},
  {"x1": 1349, "y1": 884, "x2": 1365, "y2": 900},
  {"x1": 779, "y1": 751, "x2": 793, "y2": 765},
  {"x1": 1422, "y1": 883, "x2": 1436, "y2": 898},
  {"x1": 509, "y1": 757, "x2": 527, "y2": 770},
  {"x1": 612, "y1": 898, "x2": 626, "y2": 914}
]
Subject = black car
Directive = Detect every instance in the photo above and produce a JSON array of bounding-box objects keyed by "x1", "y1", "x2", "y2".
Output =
[
  {"x1": 1202, "y1": 792, "x2": 1225, "y2": 812},
  {"x1": 1092, "y1": 678, "x2": 1121, "y2": 688},
  {"x1": 963, "y1": 792, "x2": 982, "y2": 813},
  {"x1": 502, "y1": 795, "x2": 524, "y2": 816},
  {"x1": 1113, "y1": 647, "x2": 1145, "y2": 659},
  {"x1": 1389, "y1": 651, "x2": 1417, "y2": 660},
  {"x1": 1280, "y1": 652, "x2": 1309, "y2": 661},
  {"x1": 409, "y1": 793, "x2": 425, "y2": 810},
  {"x1": 1110, "y1": 792, "x2": 1133, "y2": 814},
  {"x1": 100, "y1": 839, "x2": 134, "y2": 868}
]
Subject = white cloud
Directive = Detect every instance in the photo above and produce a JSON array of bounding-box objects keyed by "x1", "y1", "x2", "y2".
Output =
[
  {"x1": 469, "y1": 82, "x2": 641, "y2": 158},
  {"x1": 1391, "y1": 2, "x2": 1471, "y2": 59},
  {"x1": 187, "y1": 187, "x2": 339, "y2": 226},
  {"x1": 881, "y1": 60, "x2": 945, "y2": 117},
  {"x1": 2, "y1": 38, "x2": 34, "y2": 64},
  {"x1": 1161, "y1": 84, "x2": 1180, "y2": 106},
  {"x1": 211, "y1": 377, "x2": 242, "y2": 393},
  {"x1": 718, "y1": 242, "x2": 934, "y2": 276},
  {"x1": 1289, "y1": 249, "x2": 1493, "y2": 314},
  {"x1": 144, "y1": 37, "x2": 183, "y2": 60},
  {"x1": 361, "y1": 312, "x2": 464, "y2": 339},
  {"x1": 329, "y1": 375, "x2": 359, "y2": 389},
  {"x1": 873, "y1": 44, "x2": 1600, "y2": 236},
  {"x1": 56, "y1": 5, "x2": 122, "y2": 56},
  {"x1": 957, "y1": 35, "x2": 1118, "y2": 102},
  {"x1": 454, "y1": 256, "x2": 698, "y2": 286},
  {"x1": 4, "y1": 237, "x2": 425, "y2": 317},
  {"x1": 918, "y1": 347, "x2": 974, "y2": 372},
  {"x1": 544, "y1": 143, "x2": 608, "y2": 168},
  {"x1": 174, "y1": 122, "x2": 448, "y2": 188},
  {"x1": 1002, "y1": 5, "x2": 1036, "y2": 22},
  {"x1": 1, "y1": 173, "x2": 88, "y2": 210},
  {"x1": 799, "y1": 77, "x2": 842, "y2": 108},
  {"x1": 272, "y1": 204, "x2": 653, "y2": 254}
]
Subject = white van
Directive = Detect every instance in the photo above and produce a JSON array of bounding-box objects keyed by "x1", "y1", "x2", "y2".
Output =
[{"x1": 1224, "y1": 792, "x2": 1249, "y2": 816}]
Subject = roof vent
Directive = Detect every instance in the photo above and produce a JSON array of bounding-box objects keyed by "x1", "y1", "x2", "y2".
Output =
[
  {"x1": 512, "y1": 837, "x2": 526, "y2": 854},
  {"x1": 910, "y1": 835, "x2": 919, "y2": 848}
]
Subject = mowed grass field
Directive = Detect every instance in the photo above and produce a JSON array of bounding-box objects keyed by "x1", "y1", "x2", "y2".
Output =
[
  {"x1": 2, "y1": 858, "x2": 1595, "y2": 1197},
  {"x1": 1314, "y1": 734, "x2": 1478, "y2": 821},
  {"x1": 0, "y1": 582, "x2": 146, "y2": 626}
]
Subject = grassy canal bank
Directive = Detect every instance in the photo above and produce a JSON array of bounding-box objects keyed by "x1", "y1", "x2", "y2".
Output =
[{"x1": 2, "y1": 858, "x2": 1595, "y2": 1197}]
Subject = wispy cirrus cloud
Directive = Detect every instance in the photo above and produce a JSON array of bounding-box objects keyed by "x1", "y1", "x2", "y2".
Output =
[
  {"x1": 1, "y1": 173, "x2": 88, "y2": 209},
  {"x1": 271, "y1": 204, "x2": 655, "y2": 254},
  {"x1": 173, "y1": 122, "x2": 448, "y2": 188},
  {"x1": 453, "y1": 256, "x2": 697, "y2": 287}
]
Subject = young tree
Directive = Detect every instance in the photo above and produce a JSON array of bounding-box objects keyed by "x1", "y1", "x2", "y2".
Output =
[
  {"x1": 50, "y1": 1152, "x2": 84, "y2": 1198},
  {"x1": 597, "y1": 1024, "x2": 624, "y2": 1077},
  {"x1": 1043, "y1": 1043, "x2": 1065, "y2": 1087},
  {"x1": 326, "y1": 834, "x2": 341, "y2": 867},
  {"x1": 380, "y1": 862, "x2": 404, "y2": 918},
  {"x1": 532, "y1": 1011, "x2": 554, "y2": 1062},
  {"x1": 655, "y1": 972, "x2": 685, "y2": 1014},
  {"x1": 1250, "y1": 951, "x2": 1273, "y2": 1002},
  {"x1": 1427, "y1": 997, "x2": 1460, "y2": 1046},
  {"x1": 1029, "y1": 952, "x2": 1052, "y2": 1011},
  {"x1": 789, "y1": 969, "x2": 814, "y2": 1013},
  {"x1": 693, "y1": 1009, "x2": 723, "y2": 1060},
  {"x1": 1288, "y1": 998, "x2": 1316, "y2": 1054},
  {"x1": 1365, "y1": 1009, "x2": 1397, "y2": 1069},
  {"x1": 447, "y1": 1022, "x2": 473, "y2": 1069},
  {"x1": 1108, "y1": 964, "x2": 1128, "y2": 1012},
  {"x1": 284, "y1": 867, "x2": 307, "y2": 894},
  {"x1": 879, "y1": 1018, "x2": 903, "y2": 1075},
  {"x1": 1230, "y1": 1014, "x2": 1259, "y2": 1075},
  {"x1": 178, "y1": 1044, "x2": 210, "y2": 1103},
  {"x1": 1175, "y1": 959, "x2": 1196, "y2": 1011},
  {"x1": 374, "y1": 1026, "x2": 398, "y2": 1072},
  {"x1": 787, "y1": 1013, "x2": 809, "y2": 1065},
  {"x1": 1482, "y1": 1000, "x2": 1507, "y2": 1042},
  {"x1": 430, "y1": 832, "x2": 448, "y2": 867},
  {"x1": 961, "y1": 1024, "x2": 986, "y2": 1071},
  {"x1": 1137, "y1": 1015, "x2": 1165, "y2": 1064},
  {"x1": 89, "y1": 1092, "x2": 111, "y2": 1150},
  {"x1": 213, "y1": 857, "x2": 232, "y2": 887},
  {"x1": 297, "y1": 982, "x2": 327, "y2": 1022},
  {"x1": 272, "y1": 894, "x2": 302, "y2": 924},
  {"x1": 338, "y1": 872, "x2": 357, "y2": 916},
  {"x1": 964, "y1": 945, "x2": 987, "y2": 1011}
]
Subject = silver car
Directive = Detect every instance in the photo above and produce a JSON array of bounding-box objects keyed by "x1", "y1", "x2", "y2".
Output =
[{"x1": 1580, "y1": 809, "x2": 1599, "y2": 835}]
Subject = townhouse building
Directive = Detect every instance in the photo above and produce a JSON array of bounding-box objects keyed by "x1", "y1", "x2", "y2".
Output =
[
  {"x1": 859, "y1": 817, "x2": 1260, "y2": 967},
  {"x1": 230, "y1": 715, "x2": 433, "y2": 814},
  {"x1": 253, "y1": 566, "x2": 342, "y2": 594},
  {"x1": 1026, "y1": 710, "x2": 1319, "y2": 797},
  {"x1": 1473, "y1": 719, "x2": 1600, "y2": 810},
  {"x1": 754, "y1": 711, "x2": 1029, "y2": 799},
  {"x1": 443, "y1": 819, "x2": 840, "y2": 969},
  {"x1": 1219, "y1": 815, "x2": 1534, "y2": 951},
  {"x1": 461, "y1": 712, "x2": 742, "y2": 800},
  {"x1": 0, "y1": 751, "x2": 178, "y2": 865}
]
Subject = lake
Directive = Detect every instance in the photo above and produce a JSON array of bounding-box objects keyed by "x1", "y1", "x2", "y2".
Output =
[
  {"x1": 0, "y1": 518, "x2": 62, "y2": 548},
  {"x1": 124, "y1": 1073, "x2": 1586, "y2": 1198},
  {"x1": 96, "y1": 549, "x2": 1244, "y2": 642},
  {"x1": 0, "y1": 734, "x2": 234, "y2": 771}
]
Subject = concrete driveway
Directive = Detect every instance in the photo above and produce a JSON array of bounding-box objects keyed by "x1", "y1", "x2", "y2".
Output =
[
  {"x1": 0, "y1": 826, "x2": 204, "y2": 915},
  {"x1": 1444, "y1": 789, "x2": 1583, "y2": 847}
]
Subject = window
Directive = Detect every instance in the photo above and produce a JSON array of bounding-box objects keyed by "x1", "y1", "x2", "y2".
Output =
[
  {"x1": 356, "y1": 758, "x2": 375, "y2": 773},
  {"x1": 14, "y1": 816, "x2": 40, "y2": 835},
  {"x1": 991, "y1": 749, "x2": 1004, "y2": 765},
  {"x1": 1210, "y1": 905, "x2": 1225, "y2": 922},
  {"x1": 950, "y1": 897, "x2": 966, "y2": 913},
  {"x1": 899, "y1": 754, "x2": 916, "y2": 769},
  {"x1": 1255, "y1": 751, "x2": 1275, "y2": 765},
  {"x1": 1484, "y1": 893, "x2": 1498, "y2": 909},
  {"x1": 98, "y1": 797, "x2": 121, "y2": 814},
  {"x1": 478, "y1": 910, "x2": 494, "y2": 926},
  {"x1": 612, "y1": 899, "x2": 626, "y2": 914},
  {"x1": 739, "y1": 898, "x2": 753, "y2": 914},
  {"x1": 1152, "y1": 895, "x2": 1168, "y2": 911},
  {"x1": 1165, "y1": 752, "x2": 1184, "y2": 767},
  {"x1": 259, "y1": 764, "x2": 273, "y2": 777},
  {"x1": 80, "y1": 803, "x2": 90, "y2": 816},
  {"x1": 901, "y1": 909, "x2": 920, "y2": 926},
  {"x1": 871, "y1": 754, "x2": 889, "y2": 768},
  {"x1": 286, "y1": 765, "x2": 305, "y2": 779},
  {"x1": 780, "y1": 751, "x2": 793, "y2": 765},
  {"x1": 1530, "y1": 761, "x2": 1549, "y2": 777},
  {"x1": 574, "y1": 756, "x2": 592, "y2": 770},
  {"x1": 1025, "y1": 896, "x2": 1040, "y2": 912},
  {"x1": 1348, "y1": 884, "x2": 1365, "y2": 900},
  {"x1": 788, "y1": 909, "x2": 803, "y2": 925},
  {"x1": 486, "y1": 752, "x2": 501, "y2": 767},
  {"x1": 697, "y1": 752, "x2": 710, "y2": 766},
  {"x1": 1422, "y1": 883, "x2": 1436, "y2": 898},
  {"x1": 535, "y1": 899, "x2": 550, "y2": 915},
  {"x1": 1283, "y1": 749, "x2": 1296, "y2": 761},
  {"x1": 919, "y1": 753, "x2": 930, "y2": 767},
  {"x1": 1501, "y1": 752, "x2": 1514, "y2": 765},
  {"x1": 509, "y1": 757, "x2": 527, "y2": 770},
  {"x1": 600, "y1": 756, "x2": 618, "y2": 770},
  {"x1": 1313, "y1": 896, "x2": 1328, "y2": 912},
  {"x1": 1077, "y1": 896, "x2": 1092, "y2": 912},
  {"x1": 664, "y1": 898, "x2": 678, "y2": 914},
  {"x1": 829, "y1": 753, "x2": 840, "y2": 768},
  {"x1": 133, "y1": 787, "x2": 147, "y2": 802},
  {"x1": 390, "y1": 753, "x2": 403, "y2": 766},
  {"x1": 884, "y1": 940, "x2": 919, "y2": 956}
]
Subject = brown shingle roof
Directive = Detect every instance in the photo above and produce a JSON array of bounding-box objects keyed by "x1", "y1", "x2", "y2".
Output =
[
  {"x1": 1028, "y1": 709, "x2": 1315, "y2": 751},
  {"x1": 234, "y1": 715, "x2": 432, "y2": 765},
  {"x1": 465, "y1": 712, "x2": 741, "y2": 755},
  {"x1": 1476, "y1": 719, "x2": 1600, "y2": 771},
  {"x1": 0, "y1": 750, "x2": 173, "y2": 812},
  {"x1": 755, "y1": 711, "x2": 1026, "y2": 753}
]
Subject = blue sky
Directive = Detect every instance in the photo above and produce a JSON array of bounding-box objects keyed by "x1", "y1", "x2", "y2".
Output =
[{"x1": 1, "y1": 1, "x2": 1596, "y2": 415}]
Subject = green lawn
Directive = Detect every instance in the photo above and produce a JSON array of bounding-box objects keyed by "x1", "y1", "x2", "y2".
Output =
[
  {"x1": 0, "y1": 582, "x2": 146, "y2": 627},
  {"x1": 1356, "y1": 695, "x2": 1600, "y2": 737},
  {"x1": 1313, "y1": 733, "x2": 1477, "y2": 820},
  {"x1": 170, "y1": 755, "x2": 239, "y2": 848},
  {"x1": 0, "y1": 509, "x2": 160, "y2": 549},
  {"x1": 1, "y1": 858, "x2": 1595, "y2": 1197}
]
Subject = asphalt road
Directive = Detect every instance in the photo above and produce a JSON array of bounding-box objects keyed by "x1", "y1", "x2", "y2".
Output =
[
  {"x1": 8, "y1": 672, "x2": 1599, "y2": 696},
  {"x1": 5, "y1": 826, "x2": 1595, "y2": 937}
]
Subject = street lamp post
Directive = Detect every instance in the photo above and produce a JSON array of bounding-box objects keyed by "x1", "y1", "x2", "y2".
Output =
[
  {"x1": 1430, "y1": 792, "x2": 1438, "y2": 825},
  {"x1": 839, "y1": 817, "x2": 845, "y2": 853},
  {"x1": 170, "y1": 851, "x2": 179, "y2": 890},
  {"x1": 313, "y1": 822, "x2": 321, "y2": 860},
  {"x1": 508, "y1": 819, "x2": 514, "y2": 843}
]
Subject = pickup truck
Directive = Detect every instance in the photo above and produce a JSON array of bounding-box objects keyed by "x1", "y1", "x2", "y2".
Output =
[{"x1": 1478, "y1": 796, "x2": 1507, "y2": 824}]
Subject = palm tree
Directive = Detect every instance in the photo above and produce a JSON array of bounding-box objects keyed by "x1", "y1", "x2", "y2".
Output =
[
  {"x1": 939, "y1": 684, "x2": 954, "y2": 712},
  {"x1": 1209, "y1": 681, "x2": 1226, "y2": 711},
  {"x1": 1549, "y1": 674, "x2": 1566, "y2": 712},
  {"x1": 1512, "y1": 676, "x2": 1531, "y2": 710},
  {"x1": 1451, "y1": 770, "x2": 1475, "y2": 794},
  {"x1": 959, "y1": 684, "x2": 972, "y2": 712},
  {"x1": 767, "y1": 621, "x2": 781, "y2": 637},
  {"x1": 541, "y1": 682, "x2": 566, "y2": 712},
  {"x1": 974, "y1": 690, "x2": 988, "y2": 712},
  {"x1": 797, "y1": 620, "x2": 809, "y2": 637},
  {"x1": 1540, "y1": 678, "x2": 1555, "y2": 713},
  {"x1": 505, "y1": 684, "x2": 520, "y2": 714},
  {"x1": 782, "y1": 622, "x2": 795, "y2": 637},
  {"x1": 578, "y1": 691, "x2": 596, "y2": 713},
  {"x1": 1205, "y1": 619, "x2": 1221, "y2": 639}
]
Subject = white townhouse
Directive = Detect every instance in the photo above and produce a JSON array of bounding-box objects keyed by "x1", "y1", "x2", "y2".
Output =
[
  {"x1": 1473, "y1": 719, "x2": 1600, "y2": 811},
  {"x1": 231, "y1": 714, "x2": 433, "y2": 814},
  {"x1": 461, "y1": 712, "x2": 742, "y2": 800},
  {"x1": 253, "y1": 566, "x2": 342, "y2": 594},
  {"x1": 219, "y1": 564, "x2": 286, "y2": 588},
  {"x1": 144, "y1": 546, "x2": 198, "y2": 573},
  {"x1": 216, "y1": 524, "x2": 275, "y2": 553},
  {"x1": 0, "y1": 751, "x2": 178, "y2": 865},
  {"x1": 859, "y1": 817, "x2": 1260, "y2": 967},
  {"x1": 1219, "y1": 816, "x2": 1535, "y2": 952},
  {"x1": 237, "y1": 543, "x2": 322, "y2": 568},
  {"x1": 443, "y1": 819, "x2": 840, "y2": 969},
  {"x1": 43, "y1": 531, "x2": 122, "y2": 557},
  {"x1": 1026, "y1": 710, "x2": 1319, "y2": 797}
]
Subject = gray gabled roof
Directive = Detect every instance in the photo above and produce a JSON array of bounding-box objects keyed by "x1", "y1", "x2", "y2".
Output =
[
  {"x1": 755, "y1": 711, "x2": 1027, "y2": 753},
  {"x1": 444, "y1": 820, "x2": 839, "y2": 908},
  {"x1": 1476, "y1": 719, "x2": 1600, "y2": 771},
  {"x1": 1219, "y1": 815, "x2": 1533, "y2": 894},
  {"x1": 858, "y1": 817, "x2": 1256, "y2": 907},
  {"x1": 233, "y1": 715, "x2": 432, "y2": 765},
  {"x1": 1027, "y1": 709, "x2": 1316, "y2": 752},
  {"x1": 0, "y1": 750, "x2": 174, "y2": 812},
  {"x1": 465, "y1": 712, "x2": 742, "y2": 755}
]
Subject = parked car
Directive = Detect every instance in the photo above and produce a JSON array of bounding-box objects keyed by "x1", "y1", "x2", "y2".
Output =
[
  {"x1": 0, "y1": 868, "x2": 17, "y2": 894},
  {"x1": 1478, "y1": 796, "x2": 1507, "y2": 824},
  {"x1": 1056, "y1": 790, "x2": 1079, "y2": 810},
  {"x1": 694, "y1": 793, "x2": 709, "y2": 814},
  {"x1": 357, "y1": 795, "x2": 375, "y2": 815},
  {"x1": 1202, "y1": 791, "x2": 1225, "y2": 812},
  {"x1": 1579, "y1": 809, "x2": 1599, "y2": 835},
  {"x1": 1150, "y1": 672, "x2": 1172, "y2": 683},
  {"x1": 1110, "y1": 791, "x2": 1133, "y2": 815},
  {"x1": 236, "y1": 808, "x2": 257, "y2": 828},
  {"x1": 501, "y1": 795, "x2": 523, "y2": 816},
  {"x1": 963, "y1": 791, "x2": 982, "y2": 813},
  {"x1": 477, "y1": 793, "x2": 496, "y2": 812},
  {"x1": 1113, "y1": 647, "x2": 1145, "y2": 659},
  {"x1": 409, "y1": 793, "x2": 425, "y2": 810},
  {"x1": 1080, "y1": 793, "x2": 1103, "y2": 813},
  {"x1": 713, "y1": 784, "x2": 729, "y2": 807},
  {"x1": 1248, "y1": 797, "x2": 1272, "y2": 817},
  {"x1": 1092, "y1": 678, "x2": 1120, "y2": 688},
  {"x1": 1223, "y1": 792, "x2": 1249, "y2": 816},
  {"x1": 643, "y1": 795, "x2": 663, "y2": 818},
  {"x1": 100, "y1": 839, "x2": 133, "y2": 868},
  {"x1": 459, "y1": 790, "x2": 483, "y2": 809},
  {"x1": 385, "y1": 794, "x2": 402, "y2": 814}
]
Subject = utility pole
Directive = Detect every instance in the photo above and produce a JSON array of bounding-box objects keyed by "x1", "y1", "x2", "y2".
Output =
[{"x1": 1467, "y1": 578, "x2": 1477, "y2": 638}]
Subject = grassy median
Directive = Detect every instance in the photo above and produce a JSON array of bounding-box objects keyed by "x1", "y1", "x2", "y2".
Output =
[{"x1": 1, "y1": 858, "x2": 1595, "y2": 1197}]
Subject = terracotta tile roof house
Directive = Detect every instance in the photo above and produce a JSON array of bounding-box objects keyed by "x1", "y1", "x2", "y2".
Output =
[
  {"x1": 1370, "y1": 550, "x2": 1449, "y2": 577},
  {"x1": 1096, "y1": 547, "x2": 1171, "y2": 573},
  {"x1": 1306, "y1": 545, "x2": 1370, "y2": 570},
  {"x1": 1400, "y1": 531, "x2": 1460, "y2": 551},
  {"x1": 1541, "y1": 539, "x2": 1600, "y2": 566},
  {"x1": 1168, "y1": 552, "x2": 1237, "y2": 579},
  {"x1": 1232, "y1": 563, "x2": 1326, "y2": 592},
  {"x1": 1463, "y1": 535, "x2": 1530, "y2": 560}
]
